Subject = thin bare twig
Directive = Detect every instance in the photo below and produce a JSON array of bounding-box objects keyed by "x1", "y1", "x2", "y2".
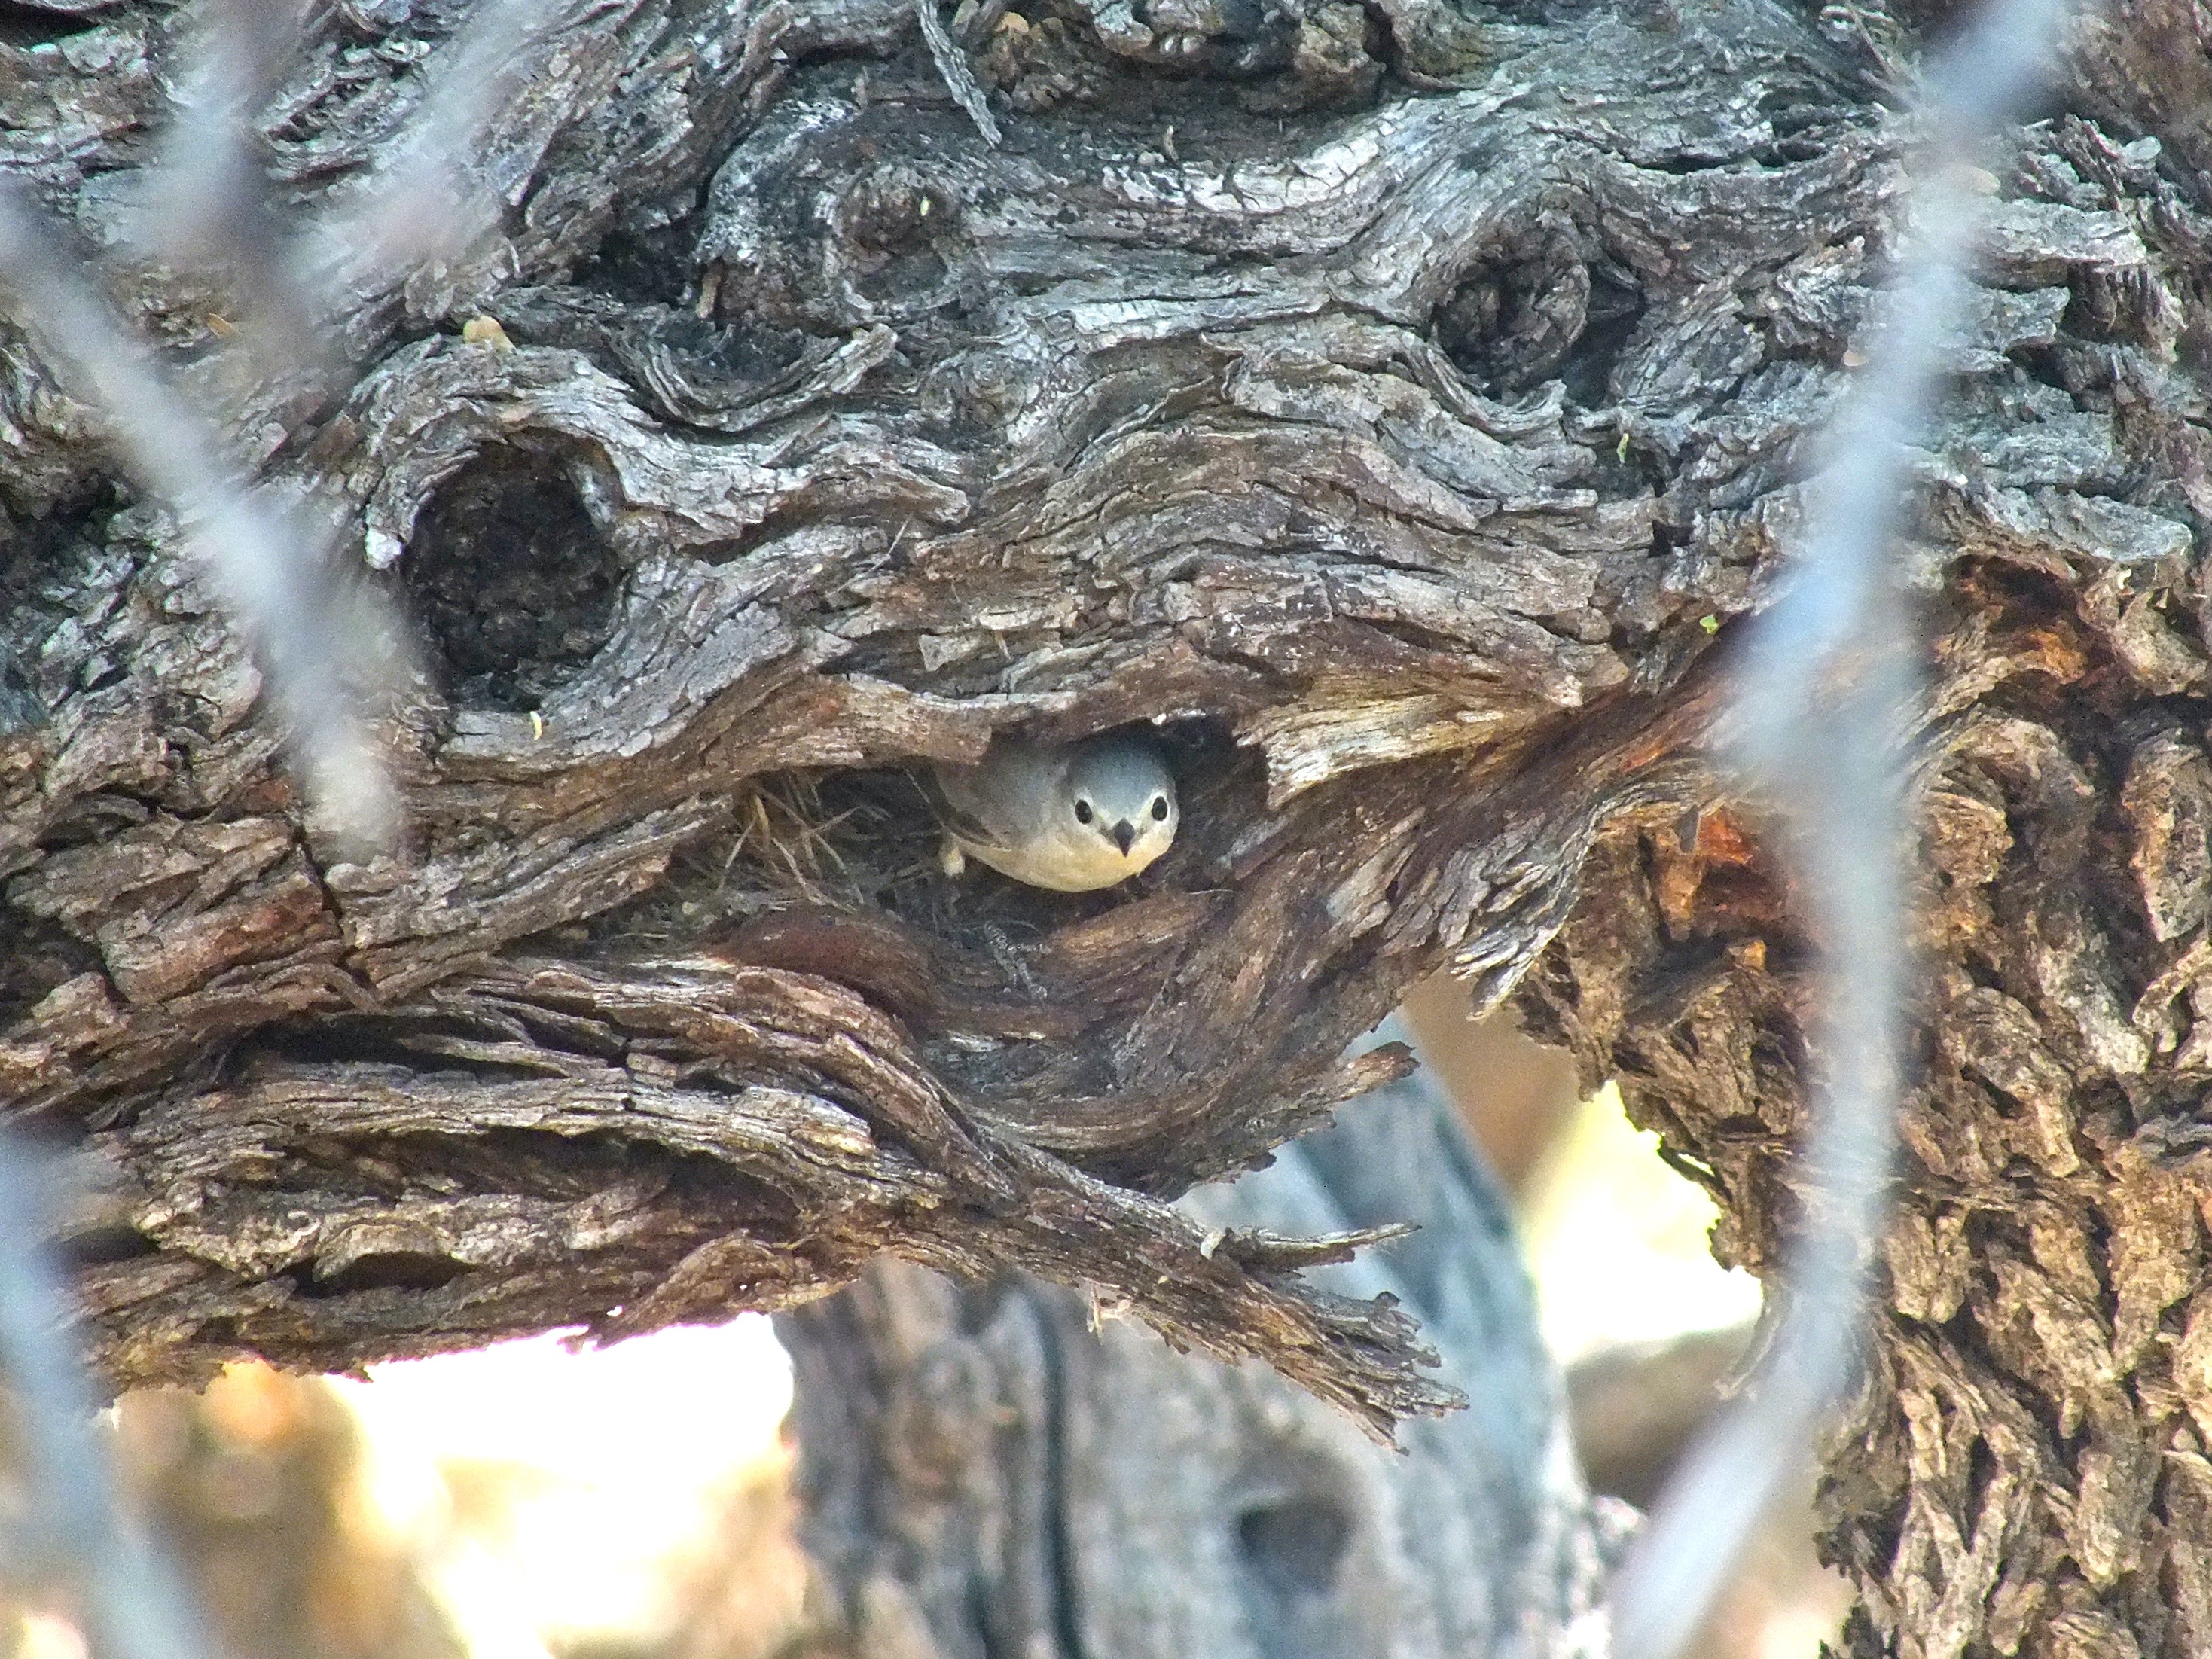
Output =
[
  {"x1": 325, "y1": 0, "x2": 575, "y2": 288},
  {"x1": 128, "y1": 0, "x2": 328, "y2": 385},
  {"x1": 1607, "y1": 0, "x2": 2076, "y2": 1652},
  {"x1": 0, "y1": 0, "x2": 574, "y2": 852},
  {"x1": 0, "y1": 1136, "x2": 213, "y2": 1659},
  {"x1": 0, "y1": 183, "x2": 404, "y2": 853}
]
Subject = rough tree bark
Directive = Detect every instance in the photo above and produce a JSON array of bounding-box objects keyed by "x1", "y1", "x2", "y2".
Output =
[
  {"x1": 3, "y1": 0, "x2": 2210, "y2": 1650},
  {"x1": 780, "y1": 1042, "x2": 1622, "y2": 1658}
]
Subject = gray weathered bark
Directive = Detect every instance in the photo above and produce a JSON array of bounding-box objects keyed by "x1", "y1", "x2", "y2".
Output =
[
  {"x1": 5, "y1": 0, "x2": 2212, "y2": 1650},
  {"x1": 781, "y1": 1045, "x2": 1623, "y2": 1658}
]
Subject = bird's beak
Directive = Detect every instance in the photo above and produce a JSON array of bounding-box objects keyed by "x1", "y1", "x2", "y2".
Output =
[{"x1": 1112, "y1": 820, "x2": 1136, "y2": 855}]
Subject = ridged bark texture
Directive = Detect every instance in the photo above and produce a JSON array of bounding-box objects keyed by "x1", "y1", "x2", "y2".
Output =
[{"x1": 2, "y1": 0, "x2": 2210, "y2": 1648}]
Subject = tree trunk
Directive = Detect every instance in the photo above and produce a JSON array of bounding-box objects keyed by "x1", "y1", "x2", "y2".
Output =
[
  {"x1": 4, "y1": 0, "x2": 2210, "y2": 1648},
  {"x1": 780, "y1": 1044, "x2": 1622, "y2": 1658}
]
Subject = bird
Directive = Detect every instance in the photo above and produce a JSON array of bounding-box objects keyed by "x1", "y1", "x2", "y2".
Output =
[{"x1": 926, "y1": 732, "x2": 1179, "y2": 892}]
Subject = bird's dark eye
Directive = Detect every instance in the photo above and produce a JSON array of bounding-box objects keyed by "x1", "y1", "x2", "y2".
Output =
[
  {"x1": 1150, "y1": 796, "x2": 1169, "y2": 822},
  {"x1": 1074, "y1": 798, "x2": 1093, "y2": 824}
]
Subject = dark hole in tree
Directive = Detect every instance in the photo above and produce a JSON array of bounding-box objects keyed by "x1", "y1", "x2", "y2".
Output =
[
  {"x1": 58, "y1": 1224, "x2": 157, "y2": 1270},
  {"x1": 0, "y1": 907, "x2": 99, "y2": 1029},
  {"x1": 834, "y1": 165, "x2": 967, "y2": 314},
  {"x1": 1436, "y1": 246, "x2": 1642, "y2": 401},
  {"x1": 0, "y1": 0, "x2": 102, "y2": 47},
  {"x1": 1557, "y1": 268, "x2": 1645, "y2": 404},
  {"x1": 402, "y1": 450, "x2": 621, "y2": 712},
  {"x1": 1236, "y1": 1496, "x2": 1352, "y2": 1601},
  {"x1": 570, "y1": 218, "x2": 709, "y2": 308},
  {"x1": 310, "y1": 1252, "x2": 468, "y2": 1294}
]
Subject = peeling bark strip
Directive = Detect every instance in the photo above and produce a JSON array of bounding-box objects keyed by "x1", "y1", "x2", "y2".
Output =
[
  {"x1": 1, "y1": 0, "x2": 2209, "y2": 1644},
  {"x1": 67, "y1": 953, "x2": 1463, "y2": 1430},
  {"x1": 783, "y1": 1062, "x2": 1623, "y2": 1659}
]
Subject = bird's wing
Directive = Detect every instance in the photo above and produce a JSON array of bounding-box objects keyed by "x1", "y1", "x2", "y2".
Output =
[{"x1": 914, "y1": 763, "x2": 1019, "y2": 853}]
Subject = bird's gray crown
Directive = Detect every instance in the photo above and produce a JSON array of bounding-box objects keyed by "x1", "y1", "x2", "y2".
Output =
[{"x1": 1067, "y1": 739, "x2": 1175, "y2": 816}]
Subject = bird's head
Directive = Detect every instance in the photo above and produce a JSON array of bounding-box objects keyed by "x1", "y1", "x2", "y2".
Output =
[{"x1": 1065, "y1": 738, "x2": 1178, "y2": 875}]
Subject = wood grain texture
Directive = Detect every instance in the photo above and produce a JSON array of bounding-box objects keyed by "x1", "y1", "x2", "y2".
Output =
[
  {"x1": 2, "y1": 0, "x2": 2210, "y2": 1646},
  {"x1": 781, "y1": 1048, "x2": 1625, "y2": 1658}
]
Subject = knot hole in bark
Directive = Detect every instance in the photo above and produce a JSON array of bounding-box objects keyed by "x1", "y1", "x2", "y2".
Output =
[
  {"x1": 831, "y1": 164, "x2": 970, "y2": 322},
  {"x1": 971, "y1": 0, "x2": 1387, "y2": 111},
  {"x1": 401, "y1": 448, "x2": 623, "y2": 712},
  {"x1": 1235, "y1": 1487, "x2": 1356, "y2": 1650},
  {"x1": 1434, "y1": 224, "x2": 1643, "y2": 402},
  {"x1": 1133, "y1": 0, "x2": 1384, "y2": 101}
]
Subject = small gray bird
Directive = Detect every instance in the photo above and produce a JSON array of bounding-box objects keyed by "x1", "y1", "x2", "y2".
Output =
[{"x1": 928, "y1": 733, "x2": 1179, "y2": 892}]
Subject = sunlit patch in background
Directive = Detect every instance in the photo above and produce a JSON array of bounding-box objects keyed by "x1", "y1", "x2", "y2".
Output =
[
  {"x1": 0, "y1": 1318, "x2": 811, "y2": 1659},
  {"x1": 1517, "y1": 1083, "x2": 1851, "y2": 1659},
  {"x1": 1402, "y1": 984, "x2": 1847, "y2": 1659},
  {"x1": 331, "y1": 1319, "x2": 801, "y2": 1659},
  {"x1": 13, "y1": 1613, "x2": 88, "y2": 1659},
  {"x1": 1518, "y1": 1081, "x2": 1765, "y2": 1365}
]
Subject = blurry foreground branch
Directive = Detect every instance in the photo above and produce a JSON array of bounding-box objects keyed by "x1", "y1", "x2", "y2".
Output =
[
  {"x1": 1610, "y1": 2, "x2": 2076, "y2": 1651},
  {"x1": 0, "y1": 1138, "x2": 208, "y2": 1659}
]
